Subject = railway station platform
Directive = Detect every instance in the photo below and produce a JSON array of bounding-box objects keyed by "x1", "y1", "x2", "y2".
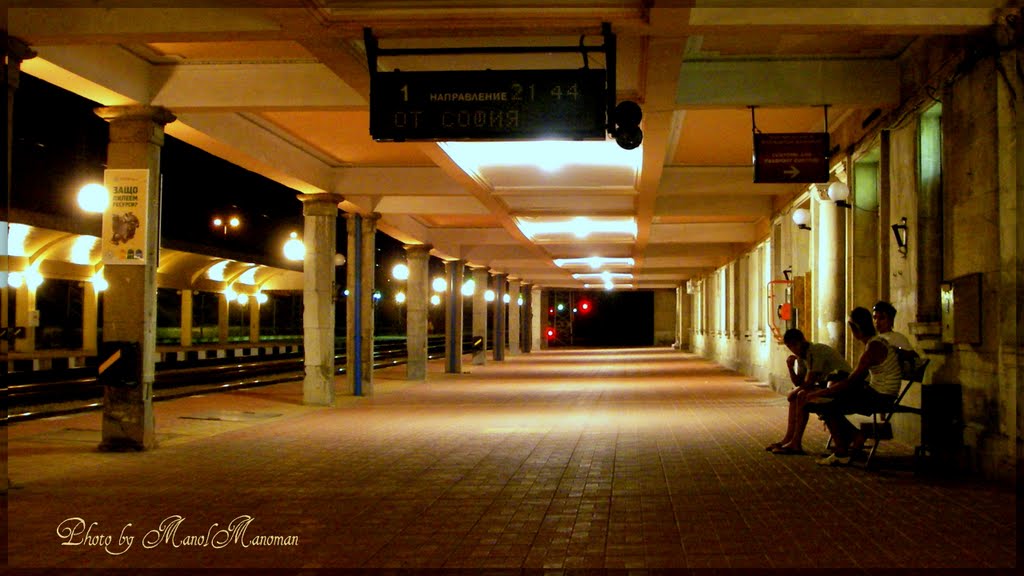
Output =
[{"x1": 4, "y1": 348, "x2": 1016, "y2": 571}]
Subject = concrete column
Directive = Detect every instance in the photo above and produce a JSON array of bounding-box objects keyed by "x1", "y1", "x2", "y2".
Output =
[
  {"x1": 298, "y1": 193, "x2": 344, "y2": 406},
  {"x1": 444, "y1": 259, "x2": 464, "y2": 373},
  {"x1": 507, "y1": 280, "x2": 521, "y2": 355},
  {"x1": 538, "y1": 289, "x2": 549, "y2": 349},
  {"x1": 83, "y1": 284, "x2": 99, "y2": 353},
  {"x1": 345, "y1": 213, "x2": 378, "y2": 395},
  {"x1": 4, "y1": 38, "x2": 35, "y2": 491},
  {"x1": 94, "y1": 105, "x2": 176, "y2": 452},
  {"x1": 521, "y1": 282, "x2": 533, "y2": 353},
  {"x1": 13, "y1": 285, "x2": 35, "y2": 353},
  {"x1": 404, "y1": 244, "x2": 431, "y2": 381},
  {"x1": 218, "y1": 293, "x2": 229, "y2": 343},
  {"x1": 671, "y1": 282, "x2": 679, "y2": 344},
  {"x1": 531, "y1": 286, "x2": 542, "y2": 350},
  {"x1": 248, "y1": 298, "x2": 259, "y2": 344},
  {"x1": 471, "y1": 267, "x2": 488, "y2": 365},
  {"x1": 179, "y1": 289, "x2": 193, "y2": 347},
  {"x1": 492, "y1": 272, "x2": 507, "y2": 361},
  {"x1": 814, "y1": 194, "x2": 847, "y2": 353}
]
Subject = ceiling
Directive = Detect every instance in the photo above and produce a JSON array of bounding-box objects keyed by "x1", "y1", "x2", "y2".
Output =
[{"x1": 8, "y1": 1, "x2": 1003, "y2": 289}]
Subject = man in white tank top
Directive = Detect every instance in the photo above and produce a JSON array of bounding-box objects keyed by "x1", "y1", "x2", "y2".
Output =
[
  {"x1": 872, "y1": 300, "x2": 913, "y2": 350},
  {"x1": 799, "y1": 307, "x2": 902, "y2": 466}
]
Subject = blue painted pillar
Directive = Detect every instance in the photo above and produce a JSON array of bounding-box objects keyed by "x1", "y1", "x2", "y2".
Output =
[{"x1": 444, "y1": 260, "x2": 464, "y2": 374}]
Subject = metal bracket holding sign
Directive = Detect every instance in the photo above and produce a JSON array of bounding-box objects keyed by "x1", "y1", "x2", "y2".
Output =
[
  {"x1": 364, "y1": 23, "x2": 621, "y2": 143},
  {"x1": 751, "y1": 106, "x2": 832, "y2": 184}
]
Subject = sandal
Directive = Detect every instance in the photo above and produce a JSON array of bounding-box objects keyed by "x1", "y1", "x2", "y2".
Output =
[
  {"x1": 771, "y1": 446, "x2": 806, "y2": 455},
  {"x1": 765, "y1": 442, "x2": 784, "y2": 452}
]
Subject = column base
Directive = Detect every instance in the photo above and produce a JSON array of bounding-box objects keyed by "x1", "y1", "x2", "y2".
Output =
[{"x1": 98, "y1": 438, "x2": 150, "y2": 452}]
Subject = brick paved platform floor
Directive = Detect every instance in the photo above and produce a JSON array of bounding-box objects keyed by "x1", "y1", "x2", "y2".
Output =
[{"x1": 3, "y1": 348, "x2": 1016, "y2": 571}]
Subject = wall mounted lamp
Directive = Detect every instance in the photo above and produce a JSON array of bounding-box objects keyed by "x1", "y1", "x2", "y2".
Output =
[
  {"x1": 827, "y1": 181, "x2": 851, "y2": 209},
  {"x1": 891, "y1": 217, "x2": 908, "y2": 256},
  {"x1": 792, "y1": 207, "x2": 811, "y2": 230}
]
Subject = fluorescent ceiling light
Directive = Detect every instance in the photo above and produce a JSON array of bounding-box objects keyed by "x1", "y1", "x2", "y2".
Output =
[
  {"x1": 4, "y1": 222, "x2": 29, "y2": 257},
  {"x1": 441, "y1": 140, "x2": 641, "y2": 173},
  {"x1": 572, "y1": 272, "x2": 633, "y2": 281},
  {"x1": 554, "y1": 256, "x2": 634, "y2": 269},
  {"x1": 516, "y1": 216, "x2": 636, "y2": 240},
  {"x1": 70, "y1": 235, "x2": 99, "y2": 265},
  {"x1": 237, "y1": 265, "x2": 259, "y2": 285},
  {"x1": 584, "y1": 283, "x2": 634, "y2": 290},
  {"x1": 207, "y1": 260, "x2": 230, "y2": 282}
]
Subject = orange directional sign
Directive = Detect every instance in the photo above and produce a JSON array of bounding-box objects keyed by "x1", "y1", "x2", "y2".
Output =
[{"x1": 753, "y1": 132, "x2": 830, "y2": 183}]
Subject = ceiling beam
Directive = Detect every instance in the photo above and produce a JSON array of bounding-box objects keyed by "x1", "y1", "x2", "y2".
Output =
[
  {"x1": 686, "y1": 7, "x2": 998, "y2": 32},
  {"x1": 10, "y1": 7, "x2": 284, "y2": 43},
  {"x1": 677, "y1": 59, "x2": 900, "y2": 108},
  {"x1": 631, "y1": 37, "x2": 688, "y2": 270},
  {"x1": 654, "y1": 195, "x2": 772, "y2": 218},
  {"x1": 151, "y1": 63, "x2": 365, "y2": 111},
  {"x1": 659, "y1": 165, "x2": 801, "y2": 196},
  {"x1": 170, "y1": 112, "x2": 335, "y2": 195}
]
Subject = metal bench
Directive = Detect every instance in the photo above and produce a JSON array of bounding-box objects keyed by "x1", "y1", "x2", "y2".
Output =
[{"x1": 858, "y1": 356, "x2": 930, "y2": 469}]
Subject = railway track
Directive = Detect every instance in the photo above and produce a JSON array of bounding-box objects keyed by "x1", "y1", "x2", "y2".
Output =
[{"x1": 5, "y1": 336, "x2": 463, "y2": 422}]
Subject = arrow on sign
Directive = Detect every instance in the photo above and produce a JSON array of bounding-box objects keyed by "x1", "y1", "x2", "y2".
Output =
[{"x1": 784, "y1": 166, "x2": 801, "y2": 178}]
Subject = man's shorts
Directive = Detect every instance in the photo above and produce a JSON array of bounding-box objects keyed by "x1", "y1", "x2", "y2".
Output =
[{"x1": 805, "y1": 383, "x2": 896, "y2": 417}]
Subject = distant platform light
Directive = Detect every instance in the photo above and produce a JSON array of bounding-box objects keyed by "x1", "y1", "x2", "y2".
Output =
[
  {"x1": 78, "y1": 183, "x2": 109, "y2": 213},
  {"x1": 461, "y1": 279, "x2": 476, "y2": 296},
  {"x1": 255, "y1": 292, "x2": 269, "y2": 304},
  {"x1": 430, "y1": 294, "x2": 441, "y2": 306},
  {"x1": 392, "y1": 263, "x2": 409, "y2": 281},
  {"x1": 395, "y1": 291, "x2": 406, "y2": 304},
  {"x1": 484, "y1": 289, "x2": 496, "y2": 302},
  {"x1": 503, "y1": 293, "x2": 511, "y2": 304},
  {"x1": 283, "y1": 232, "x2": 305, "y2": 261},
  {"x1": 432, "y1": 277, "x2": 447, "y2": 292}
]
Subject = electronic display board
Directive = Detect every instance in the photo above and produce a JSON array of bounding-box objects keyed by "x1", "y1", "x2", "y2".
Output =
[{"x1": 370, "y1": 68, "x2": 607, "y2": 141}]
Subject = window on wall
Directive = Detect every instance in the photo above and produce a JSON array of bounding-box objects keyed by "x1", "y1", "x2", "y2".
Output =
[{"x1": 919, "y1": 103, "x2": 942, "y2": 198}]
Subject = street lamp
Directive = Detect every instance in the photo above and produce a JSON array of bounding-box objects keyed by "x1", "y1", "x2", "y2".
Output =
[
  {"x1": 77, "y1": 183, "x2": 109, "y2": 213},
  {"x1": 283, "y1": 232, "x2": 305, "y2": 260},
  {"x1": 213, "y1": 215, "x2": 241, "y2": 235}
]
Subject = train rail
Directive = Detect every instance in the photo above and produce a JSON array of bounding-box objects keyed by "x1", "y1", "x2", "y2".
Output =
[{"x1": 5, "y1": 336, "x2": 467, "y2": 422}]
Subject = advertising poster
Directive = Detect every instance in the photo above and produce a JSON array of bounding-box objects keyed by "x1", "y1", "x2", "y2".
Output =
[{"x1": 101, "y1": 169, "x2": 149, "y2": 265}]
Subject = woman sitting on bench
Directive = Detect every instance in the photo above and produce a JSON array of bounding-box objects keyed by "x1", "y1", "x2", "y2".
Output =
[{"x1": 799, "y1": 306, "x2": 903, "y2": 466}]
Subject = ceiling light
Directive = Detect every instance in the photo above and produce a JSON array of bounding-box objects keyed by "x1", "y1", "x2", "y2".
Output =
[
  {"x1": 572, "y1": 272, "x2": 633, "y2": 282},
  {"x1": 207, "y1": 260, "x2": 229, "y2": 282},
  {"x1": 554, "y1": 256, "x2": 634, "y2": 269},
  {"x1": 516, "y1": 216, "x2": 637, "y2": 240},
  {"x1": 440, "y1": 140, "x2": 641, "y2": 174},
  {"x1": 70, "y1": 235, "x2": 99, "y2": 265}
]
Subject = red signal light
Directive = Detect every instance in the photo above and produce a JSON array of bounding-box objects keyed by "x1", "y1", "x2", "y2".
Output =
[
  {"x1": 579, "y1": 301, "x2": 591, "y2": 313},
  {"x1": 546, "y1": 328, "x2": 555, "y2": 339}
]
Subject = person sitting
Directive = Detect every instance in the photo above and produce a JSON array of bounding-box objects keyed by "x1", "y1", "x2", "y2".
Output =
[
  {"x1": 871, "y1": 300, "x2": 913, "y2": 350},
  {"x1": 873, "y1": 299, "x2": 925, "y2": 379},
  {"x1": 766, "y1": 329, "x2": 851, "y2": 455},
  {"x1": 800, "y1": 307, "x2": 903, "y2": 466}
]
